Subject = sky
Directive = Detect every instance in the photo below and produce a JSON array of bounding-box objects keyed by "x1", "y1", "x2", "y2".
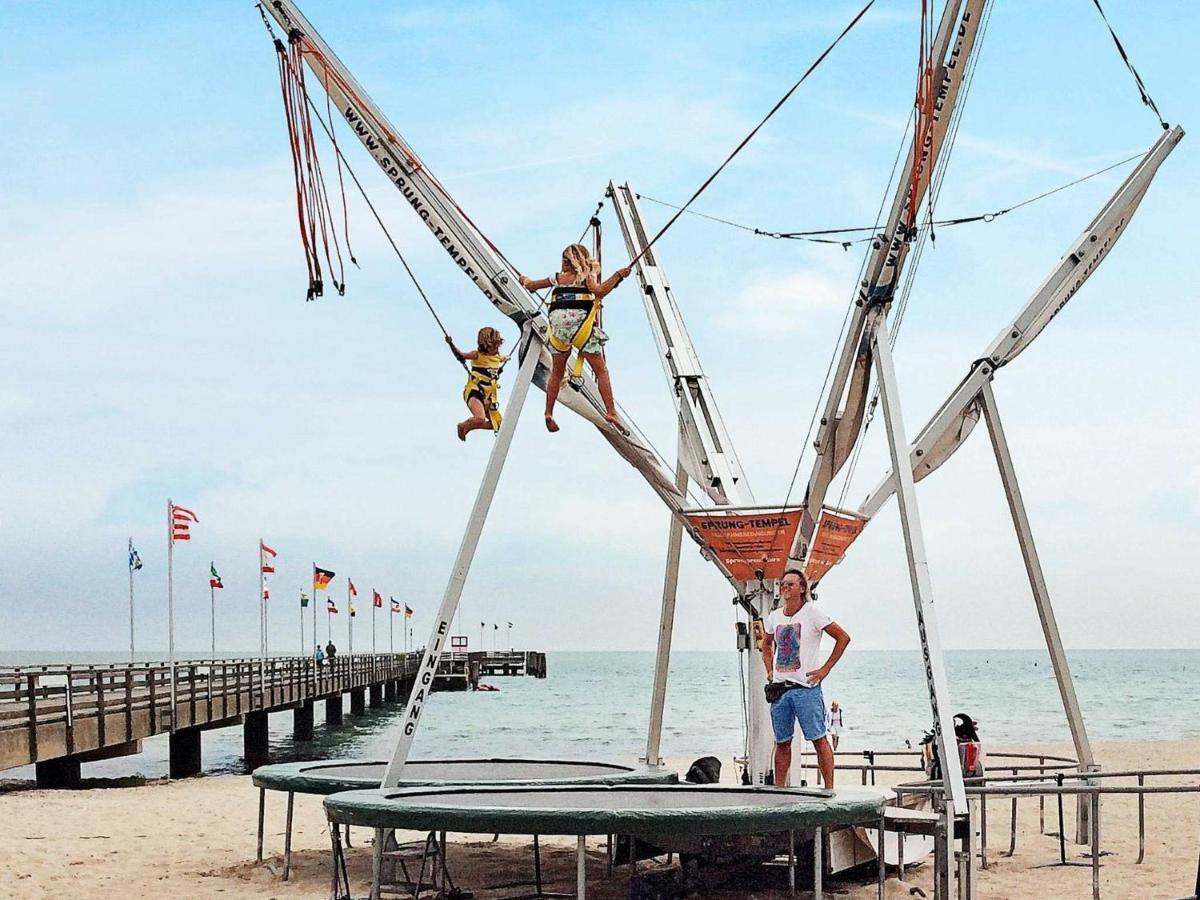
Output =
[{"x1": 1, "y1": 1, "x2": 1197, "y2": 656}]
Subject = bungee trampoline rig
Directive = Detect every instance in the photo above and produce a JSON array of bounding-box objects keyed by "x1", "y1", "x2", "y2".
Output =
[{"x1": 250, "y1": 0, "x2": 1185, "y2": 897}]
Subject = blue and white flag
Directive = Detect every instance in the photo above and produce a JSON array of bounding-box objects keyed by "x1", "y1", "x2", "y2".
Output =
[{"x1": 128, "y1": 538, "x2": 143, "y2": 572}]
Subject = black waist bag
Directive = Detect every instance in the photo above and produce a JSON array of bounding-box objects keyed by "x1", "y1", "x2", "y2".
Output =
[{"x1": 765, "y1": 681, "x2": 795, "y2": 704}]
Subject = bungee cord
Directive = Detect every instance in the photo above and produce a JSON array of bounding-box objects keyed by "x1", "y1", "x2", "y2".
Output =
[
  {"x1": 624, "y1": 0, "x2": 879, "y2": 268},
  {"x1": 633, "y1": 151, "x2": 1147, "y2": 250},
  {"x1": 1090, "y1": 0, "x2": 1169, "y2": 131}
]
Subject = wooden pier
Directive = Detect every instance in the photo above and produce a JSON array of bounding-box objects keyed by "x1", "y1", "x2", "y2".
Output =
[{"x1": 0, "y1": 650, "x2": 547, "y2": 787}]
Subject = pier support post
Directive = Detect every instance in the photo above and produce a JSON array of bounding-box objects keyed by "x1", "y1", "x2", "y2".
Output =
[
  {"x1": 169, "y1": 727, "x2": 202, "y2": 778},
  {"x1": 326, "y1": 694, "x2": 343, "y2": 727},
  {"x1": 244, "y1": 710, "x2": 270, "y2": 766},
  {"x1": 293, "y1": 701, "x2": 314, "y2": 741},
  {"x1": 369, "y1": 685, "x2": 383, "y2": 708},
  {"x1": 350, "y1": 688, "x2": 365, "y2": 716},
  {"x1": 384, "y1": 680, "x2": 397, "y2": 702},
  {"x1": 35, "y1": 755, "x2": 82, "y2": 788}
]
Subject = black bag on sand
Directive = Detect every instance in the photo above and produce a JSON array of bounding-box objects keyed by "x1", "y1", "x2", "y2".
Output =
[{"x1": 685, "y1": 756, "x2": 722, "y2": 784}]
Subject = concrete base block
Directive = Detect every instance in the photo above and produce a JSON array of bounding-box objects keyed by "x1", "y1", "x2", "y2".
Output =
[
  {"x1": 169, "y1": 728, "x2": 202, "y2": 779},
  {"x1": 325, "y1": 694, "x2": 343, "y2": 727},
  {"x1": 36, "y1": 755, "x2": 81, "y2": 788}
]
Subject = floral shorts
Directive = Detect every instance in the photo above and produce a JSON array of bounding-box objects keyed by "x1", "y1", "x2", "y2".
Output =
[{"x1": 548, "y1": 307, "x2": 607, "y2": 356}]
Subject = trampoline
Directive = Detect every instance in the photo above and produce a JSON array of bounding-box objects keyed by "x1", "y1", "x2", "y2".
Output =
[
  {"x1": 324, "y1": 783, "x2": 888, "y2": 898},
  {"x1": 251, "y1": 758, "x2": 677, "y2": 879}
]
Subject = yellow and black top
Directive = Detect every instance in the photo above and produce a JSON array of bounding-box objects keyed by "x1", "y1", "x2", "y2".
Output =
[{"x1": 463, "y1": 352, "x2": 507, "y2": 431}]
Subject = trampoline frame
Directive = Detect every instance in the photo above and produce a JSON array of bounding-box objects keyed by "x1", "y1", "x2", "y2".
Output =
[
  {"x1": 251, "y1": 757, "x2": 677, "y2": 880},
  {"x1": 323, "y1": 783, "x2": 888, "y2": 900}
]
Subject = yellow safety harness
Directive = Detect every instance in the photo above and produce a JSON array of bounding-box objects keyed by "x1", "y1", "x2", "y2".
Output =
[
  {"x1": 546, "y1": 280, "x2": 601, "y2": 383},
  {"x1": 462, "y1": 352, "x2": 507, "y2": 431}
]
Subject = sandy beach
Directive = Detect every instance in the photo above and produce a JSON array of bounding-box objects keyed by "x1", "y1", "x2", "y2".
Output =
[{"x1": 2, "y1": 740, "x2": 1197, "y2": 899}]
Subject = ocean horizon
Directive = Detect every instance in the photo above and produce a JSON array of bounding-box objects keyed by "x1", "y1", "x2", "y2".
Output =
[{"x1": 3, "y1": 649, "x2": 1197, "y2": 782}]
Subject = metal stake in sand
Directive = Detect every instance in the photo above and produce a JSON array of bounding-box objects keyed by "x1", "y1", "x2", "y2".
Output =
[{"x1": 382, "y1": 330, "x2": 539, "y2": 786}]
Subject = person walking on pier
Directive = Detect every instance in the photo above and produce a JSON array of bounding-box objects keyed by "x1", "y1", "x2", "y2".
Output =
[
  {"x1": 325, "y1": 640, "x2": 337, "y2": 662},
  {"x1": 760, "y1": 569, "x2": 851, "y2": 789},
  {"x1": 314, "y1": 643, "x2": 325, "y2": 669},
  {"x1": 826, "y1": 701, "x2": 844, "y2": 751}
]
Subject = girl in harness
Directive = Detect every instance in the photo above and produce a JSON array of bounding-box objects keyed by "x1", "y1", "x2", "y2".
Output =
[
  {"x1": 446, "y1": 327, "x2": 509, "y2": 441},
  {"x1": 518, "y1": 243, "x2": 631, "y2": 434}
]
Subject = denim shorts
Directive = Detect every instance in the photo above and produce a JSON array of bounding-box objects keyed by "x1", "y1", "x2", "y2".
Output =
[{"x1": 770, "y1": 683, "x2": 827, "y2": 743}]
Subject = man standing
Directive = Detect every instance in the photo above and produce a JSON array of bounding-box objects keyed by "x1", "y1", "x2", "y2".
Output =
[{"x1": 760, "y1": 569, "x2": 851, "y2": 789}]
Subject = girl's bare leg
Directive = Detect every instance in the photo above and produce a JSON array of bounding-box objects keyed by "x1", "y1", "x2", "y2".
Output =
[
  {"x1": 582, "y1": 351, "x2": 626, "y2": 433},
  {"x1": 544, "y1": 351, "x2": 569, "y2": 432},
  {"x1": 457, "y1": 397, "x2": 491, "y2": 441}
]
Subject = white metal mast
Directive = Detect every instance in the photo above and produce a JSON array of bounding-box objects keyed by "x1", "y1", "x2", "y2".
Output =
[
  {"x1": 782, "y1": 3, "x2": 988, "y2": 887},
  {"x1": 609, "y1": 185, "x2": 775, "y2": 779},
  {"x1": 857, "y1": 124, "x2": 1183, "y2": 844}
]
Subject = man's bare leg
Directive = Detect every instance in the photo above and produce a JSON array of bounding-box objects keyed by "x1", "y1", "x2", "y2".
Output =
[
  {"x1": 813, "y1": 736, "x2": 835, "y2": 789},
  {"x1": 774, "y1": 740, "x2": 792, "y2": 787}
]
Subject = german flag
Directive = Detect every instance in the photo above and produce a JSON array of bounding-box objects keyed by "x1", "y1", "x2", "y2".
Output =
[{"x1": 313, "y1": 566, "x2": 335, "y2": 591}]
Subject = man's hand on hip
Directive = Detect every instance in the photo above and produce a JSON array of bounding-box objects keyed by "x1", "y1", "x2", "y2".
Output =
[{"x1": 806, "y1": 666, "x2": 829, "y2": 686}]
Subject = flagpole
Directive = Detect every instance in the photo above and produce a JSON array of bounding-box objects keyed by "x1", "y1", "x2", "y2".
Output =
[
  {"x1": 389, "y1": 602, "x2": 394, "y2": 656},
  {"x1": 347, "y1": 580, "x2": 352, "y2": 655},
  {"x1": 300, "y1": 592, "x2": 305, "y2": 658},
  {"x1": 312, "y1": 563, "x2": 318, "y2": 650},
  {"x1": 210, "y1": 581, "x2": 216, "y2": 658},
  {"x1": 372, "y1": 597, "x2": 377, "y2": 655},
  {"x1": 258, "y1": 538, "x2": 266, "y2": 696},
  {"x1": 166, "y1": 499, "x2": 176, "y2": 729},
  {"x1": 128, "y1": 540, "x2": 135, "y2": 660}
]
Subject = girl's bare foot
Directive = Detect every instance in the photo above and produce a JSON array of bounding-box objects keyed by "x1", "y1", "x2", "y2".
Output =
[
  {"x1": 605, "y1": 413, "x2": 629, "y2": 435},
  {"x1": 545, "y1": 414, "x2": 560, "y2": 433},
  {"x1": 457, "y1": 422, "x2": 468, "y2": 441}
]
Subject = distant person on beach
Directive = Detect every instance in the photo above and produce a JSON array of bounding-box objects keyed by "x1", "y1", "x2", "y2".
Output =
[
  {"x1": 445, "y1": 327, "x2": 509, "y2": 441},
  {"x1": 325, "y1": 640, "x2": 337, "y2": 661},
  {"x1": 518, "y1": 244, "x2": 632, "y2": 434},
  {"x1": 826, "y1": 701, "x2": 844, "y2": 751},
  {"x1": 760, "y1": 569, "x2": 851, "y2": 789},
  {"x1": 314, "y1": 644, "x2": 325, "y2": 669}
]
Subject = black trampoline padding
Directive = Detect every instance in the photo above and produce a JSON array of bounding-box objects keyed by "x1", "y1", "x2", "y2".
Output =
[
  {"x1": 252, "y1": 758, "x2": 678, "y2": 795},
  {"x1": 323, "y1": 784, "x2": 887, "y2": 837}
]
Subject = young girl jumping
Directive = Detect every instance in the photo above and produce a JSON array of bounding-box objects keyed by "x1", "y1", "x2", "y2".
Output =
[
  {"x1": 446, "y1": 327, "x2": 509, "y2": 441},
  {"x1": 518, "y1": 243, "x2": 632, "y2": 434}
]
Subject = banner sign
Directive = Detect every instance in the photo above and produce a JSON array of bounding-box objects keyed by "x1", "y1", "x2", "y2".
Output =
[
  {"x1": 804, "y1": 510, "x2": 867, "y2": 584},
  {"x1": 685, "y1": 509, "x2": 804, "y2": 581}
]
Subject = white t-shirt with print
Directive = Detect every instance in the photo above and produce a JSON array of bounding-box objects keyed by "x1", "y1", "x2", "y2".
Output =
[{"x1": 765, "y1": 601, "x2": 833, "y2": 686}]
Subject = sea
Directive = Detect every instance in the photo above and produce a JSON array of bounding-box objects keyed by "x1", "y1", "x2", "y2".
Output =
[{"x1": 2, "y1": 650, "x2": 1197, "y2": 782}]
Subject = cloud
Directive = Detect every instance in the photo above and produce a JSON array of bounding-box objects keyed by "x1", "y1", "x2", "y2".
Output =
[{"x1": 716, "y1": 251, "x2": 856, "y2": 336}]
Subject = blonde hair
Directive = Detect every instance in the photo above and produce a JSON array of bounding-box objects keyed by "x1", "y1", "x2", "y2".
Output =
[
  {"x1": 476, "y1": 326, "x2": 504, "y2": 355},
  {"x1": 561, "y1": 243, "x2": 599, "y2": 284}
]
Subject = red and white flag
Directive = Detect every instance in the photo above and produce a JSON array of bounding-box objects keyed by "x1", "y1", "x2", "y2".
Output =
[
  {"x1": 171, "y1": 503, "x2": 198, "y2": 543},
  {"x1": 372, "y1": 589, "x2": 383, "y2": 608},
  {"x1": 348, "y1": 579, "x2": 358, "y2": 597},
  {"x1": 260, "y1": 541, "x2": 277, "y2": 574}
]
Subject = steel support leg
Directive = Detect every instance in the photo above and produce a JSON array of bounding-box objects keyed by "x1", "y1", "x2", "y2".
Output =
[
  {"x1": 577, "y1": 835, "x2": 587, "y2": 899},
  {"x1": 382, "y1": 331, "x2": 540, "y2": 786},
  {"x1": 283, "y1": 791, "x2": 294, "y2": 881},
  {"x1": 872, "y1": 317, "x2": 965, "y2": 899},
  {"x1": 813, "y1": 826, "x2": 823, "y2": 900},
  {"x1": 980, "y1": 382, "x2": 1097, "y2": 843},
  {"x1": 371, "y1": 827, "x2": 384, "y2": 900},
  {"x1": 256, "y1": 787, "x2": 265, "y2": 863},
  {"x1": 645, "y1": 433, "x2": 688, "y2": 766}
]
